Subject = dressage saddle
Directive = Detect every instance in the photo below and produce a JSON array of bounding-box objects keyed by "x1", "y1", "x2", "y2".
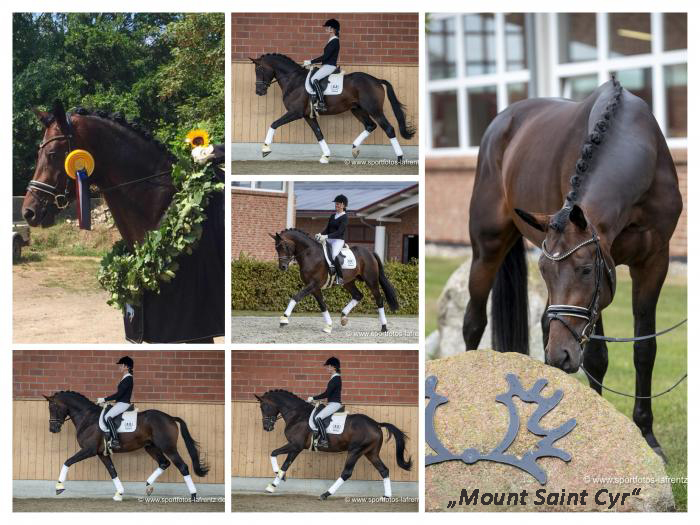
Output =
[
  {"x1": 101, "y1": 403, "x2": 136, "y2": 429},
  {"x1": 312, "y1": 403, "x2": 346, "y2": 430},
  {"x1": 324, "y1": 243, "x2": 345, "y2": 276},
  {"x1": 309, "y1": 66, "x2": 342, "y2": 92}
]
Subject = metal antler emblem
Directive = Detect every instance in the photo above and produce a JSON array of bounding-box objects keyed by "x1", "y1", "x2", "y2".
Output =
[{"x1": 425, "y1": 374, "x2": 577, "y2": 485}]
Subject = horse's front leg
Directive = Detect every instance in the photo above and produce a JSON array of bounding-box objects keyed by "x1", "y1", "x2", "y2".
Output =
[
  {"x1": 629, "y1": 250, "x2": 671, "y2": 462},
  {"x1": 304, "y1": 116, "x2": 331, "y2": 164},
  {"x1": 280, "y1": 281, "x2": 317, "y2": 327},
  {"x1": 262, "y1": 111, "x2": 303, "y2": 158},
  {"x1": 55, "y1": 447, "x2": 97, "y2": 495},
  {"x1": 99, "y1": 454, "x2": 125, "y2": 501},
  {"x1": 340, "y1": 281, "x2": 364, "y2": 327},
  {"x1": 312, "y1": 289, "x2": 333, "y2": 334},
  {"x1": 266, "y1": 443, "x2": 302, "y2": 493}
]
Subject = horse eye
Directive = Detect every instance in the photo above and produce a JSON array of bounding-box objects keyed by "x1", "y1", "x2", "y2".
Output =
[{"x1": 580, "y1": 265, "x2": 593, "y2": 275}]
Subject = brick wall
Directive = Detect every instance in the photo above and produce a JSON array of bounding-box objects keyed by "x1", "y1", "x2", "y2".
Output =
[
  {"x1": 232, "y1": 13, "x2": 418, "y2": 65},
  {"x1": 232, "y1": 350, "x2": 417, "y2": 405},
  {"x1": 232, "y1": 188, "x2": 289, "y2": 261},
  {"x1": 426, "y1": 151, "x2": 688, "y2": 258},
  {"x1": 13, "y1": 350, "x2": 224, "y2": 403}
]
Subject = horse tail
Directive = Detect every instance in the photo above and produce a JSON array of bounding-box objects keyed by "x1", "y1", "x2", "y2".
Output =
[
  {"x1": 373, "y1": 252, "x2": 399, "y2": 311},
  {"x1": 379, "y1": 422, "x2": 413, "y2": 471},
  {"x1": 172, "y1": 417, "x2": 210, "y2": 477},
  {"x1": 491, "y1": 237, "x2": 529, "y2": 354},
  {"x1": 378, "y1": 79, "x2": 415, "y2": 140}
]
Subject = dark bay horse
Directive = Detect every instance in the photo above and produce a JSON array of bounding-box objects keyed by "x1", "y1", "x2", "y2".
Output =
[
  {"x1": 255, "y1": 390, "x2": 412, "y2": 500},
  {"x1": 271, "y1": 229, "x2": 399, "y2": 333},
  {"x1": 462, "y1": 77, "x2": 682, "y2": 460},
  {"x1": 251, "y1": 53, "x2": 415, "y2": 163},
  {"x1": 44, "y1": 391, "x2": 209, "y2": 500},
  {"x1": 22, "y1": 100, "x2": 224, "y2": 343}
]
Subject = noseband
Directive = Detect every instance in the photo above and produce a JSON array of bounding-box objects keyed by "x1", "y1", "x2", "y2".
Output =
[
  {"x1": 27, "y1": 128, "x2": 75, "y2": 209},
  {"x1": 542, "y1": 230, "x2": 614, "y2": 348},
  {"x1": 262, "y1": 413, "x2": 282, "y2": 427},
  {"x1": 275, "y1": 239, "x2": 296, "y2": 265},
  {"x1": 255, "y1": 64, "x2": 278, "y2": 90}
]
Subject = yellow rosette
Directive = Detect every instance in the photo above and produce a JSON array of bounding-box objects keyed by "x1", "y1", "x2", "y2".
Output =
[{"x1": 64, "y1": 149, "x2": 95, "y2": 179}]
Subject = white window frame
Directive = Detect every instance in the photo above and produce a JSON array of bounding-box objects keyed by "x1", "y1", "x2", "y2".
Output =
[
  {"x1": 427, "y1": 13, "x2": 531, "y2": 157},
  {"x1": 550, "y1": 12, "x2": 687, "y2": 147},
  {"x1": 231, "y1": 181, "x2": 286, "y2": 193}
]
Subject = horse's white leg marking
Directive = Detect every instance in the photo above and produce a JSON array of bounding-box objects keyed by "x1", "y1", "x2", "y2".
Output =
[
  {"x1": 352, "y1": 130, "x2": 371, "y2": 148},
  {"x1": 383, "y1": 477, "x2": 392, "y2": 498},
  {"x1": 58, "y1": 464, "x2": 69, "y2": 483},
  {"x1": 341, "y1": 299, "x2": 359, "y2": 326},
  {"x1": 319, "y1": 139, "x2": 331, "y2": 163},
  {"x1": 146, "y1": 467, "x2": 164, "y2": 485},
  {"x1": 112, "y1": 476, "x2": 124, "y2": 501},
  {"x1": 270, "y1": 456, "x2": 280, "y2": 473},
  {"x1": 283, "y1": 299, "x2": 297, "y2": 318},
  {"x1": 390, "y1": 137, "x2": 403, "y2": 157},
  {"x1": 378, "y1": 307, "x2": 387, "y2": 328},
  {"x1": 265, "y1": 127, "x2": 275, "y2": 145},
  {"x1": 184, "y1": 474, "x2": 197, "y2": 494},
  {"x1": 322, "y1": 310, "x2": 332, "y2": 333},
  {"x1": 327, "y1": 477, "x2": 345, "y2": 495}
]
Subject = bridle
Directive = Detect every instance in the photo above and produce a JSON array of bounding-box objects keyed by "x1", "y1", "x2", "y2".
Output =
[
  {"x1": 275, "y1": 238, "x2": 296, "y2": 266},
  {"x1": 255, "y1": 63, "x2": 278, "y2": 91},
  {"x1": 541, "y1": 228, "x2": 614, "y2": 349}
]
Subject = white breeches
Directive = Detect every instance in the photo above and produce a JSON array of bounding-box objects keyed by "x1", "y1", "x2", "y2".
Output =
[
  {"x1": 309, "y1": 402, "x2": 342, "y2": 429},
  {"x1": 106, "y1": 402, "x2": 130, "y2": 419},
  {"x1": 328, "y1": 238, "x2": 344, "y2": 258},
  {"x1": 311, "y1": 64, "x2": 336, "y2": 82}
]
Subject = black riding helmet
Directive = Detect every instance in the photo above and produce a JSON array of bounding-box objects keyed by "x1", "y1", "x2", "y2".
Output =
[
  {"x1": 323, "y1": 18, "x2": 340, "y2": 34},
  {"x1": 117, "y1": 356, "x2": 134, "y2": 369},
  {"x1": 333, "y1": 194, "x2": 348, "y2": 207},
  {"x1": 324, "y1": 356, "x2": 341, "y2": 372}
]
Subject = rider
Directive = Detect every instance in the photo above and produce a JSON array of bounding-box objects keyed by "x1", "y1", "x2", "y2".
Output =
[
  {"x1": 307, "y1": 357, "x2": 343, "y2": 449},
  {"x1": 97, "y1": 356, "x2": 134, "y2": 450},
  {"x1": 315, "y1": 194, "x2": 348, "y2": 285},
  {"x1": 303, "y1": 18, "x2": 340, "y2": 112}
]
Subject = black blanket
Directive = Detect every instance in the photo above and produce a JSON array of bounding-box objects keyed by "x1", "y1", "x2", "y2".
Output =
[{"x1": 124, "y1": 190, "x2": 225, "y2": 343}]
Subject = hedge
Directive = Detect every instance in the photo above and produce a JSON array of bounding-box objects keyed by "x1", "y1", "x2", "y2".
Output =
[{"x1": 232, "y1": 255, "x2": 418, "y2": 315}]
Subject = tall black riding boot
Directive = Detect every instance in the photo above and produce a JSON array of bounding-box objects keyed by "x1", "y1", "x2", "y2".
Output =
[
  {"x1": 315, "y1": 417, "x2": 329, "y2": 448},
  {"x1": 313, "y1": 80, "x2": 327, "y2": 112},
  {"x1": 333, "y1": 256, "x2": 344, "y2": 285},
  {"x1": 106, "y1": 417, "x2": 121, "y2": 449}
]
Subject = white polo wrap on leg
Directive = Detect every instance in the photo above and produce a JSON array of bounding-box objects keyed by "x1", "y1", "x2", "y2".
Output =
[
  {"x1": 378, "y1": 307, "x2": 387, "y2": 326},
  {"x1": 319, "y1": 139, "x2": 331, "y2": 156},
  {"x1": 270, "y1": 456, "x2": 280, "y2": 473},
  {"x1": 272, "y1": 470, "x2": 285, "y2": 487},
  {"x1": 265, "y1": 127, "x2": 276, "y2": 145},
  {"x1": 284, "y1": 299, "x2": 297, "y2": 317},
  {"x1": 327, "y1": 477, "x2": 345, "y2": 495},
  {"x1": 383, "y1": 477, "x2": 392, "y2": 497},
  {"x1": 146, "y1": 467, "x2": 164, "y2": 485},
  {"x1": 353, "y1": 130, "x2": 371, "y2": 148},
  {"x1": 58, "y1": 464, "x2": 69, "y2": 483},
  {"x1": 112, "y1": 476, "x2": 125, "y2": 493},
  {"x1": 184, "y1": 474, "x2": 197, "y2": 494},
  {"x1": 390, "y1": 137, "x2": 403, "y2": 157},
  {"x1": 322, "y1": 310, "x2": 332, "y2": 325},
  {"x1": 342, "y1": 299, "x2": 359, "y2": 316}
]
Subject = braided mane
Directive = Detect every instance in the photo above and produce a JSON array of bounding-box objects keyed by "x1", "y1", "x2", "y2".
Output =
[
  {"x1": 550, "y1": 76, "x2": 624, "y2": 232},
  {"x1": 280, "y1": 228, "x2": 315, "y2": 242},
  {"x1": 52, "y1": 390, "x2": 99, "y2": 409},
  {"x1": 260, "y1": 53, "x2": 303, "y2": 71}
]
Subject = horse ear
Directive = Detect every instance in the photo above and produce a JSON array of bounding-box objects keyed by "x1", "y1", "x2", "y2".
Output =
[
  {"x1": 32, "y1": 107, "x2": 53, "y2": 128},
  {"x1": 268, "y1": 233, "x2": 277, "y2": 240},
  {"x1": 249, "y1": 57, "x2": 259, "y2": 64},
  {"x1": 52, "y1": 100, "x2": 70, "y2": 134},
  {"x1": 43, "y1": 394, "x2": 53, "y2": 402},
  {"x1": 254, "y1": 394, "x2": 263, "y2": 402},
  {"x1": 569, "y1": 204, "x2": 588, "y2": 231},
  {"x1": 514, "y1": 209, "x2": 547, "y2": 232}
]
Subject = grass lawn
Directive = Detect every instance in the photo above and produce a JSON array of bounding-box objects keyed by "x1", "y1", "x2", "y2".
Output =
[
  {"x1": 16, "y1": 222, "x2": 118, "y2": 263},
  {"x1": 426, "y1": 256, "x2": 687, "y2": 510}
]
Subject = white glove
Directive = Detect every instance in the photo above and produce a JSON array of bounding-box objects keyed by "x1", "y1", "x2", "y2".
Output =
[
  {"x1": 97, "y1": 398, "x2": 105, "y2": 404},
  {"x1": 307, "y1": 397, "x2": 314, "y2": 402},
  {"x1": 191, "y1": 145, "x2": 215, "y2": 165},
  {"x1": 320, "y1": 234, "x2": 328, "y2": 241},
  {"x1": 303, "y1": 60, "x2": 311, "y2": 67},
  {"x1": 315, "y1": 233, "x2": 322, "y2": 241}
]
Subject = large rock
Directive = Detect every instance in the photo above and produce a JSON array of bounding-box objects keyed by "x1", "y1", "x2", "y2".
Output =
[
  {"x1": 425, "y1": 350, "x2": 674, "y2": 512},
  {"x1": 434, "y1": 254, "x2": 547, "y2": 361}
]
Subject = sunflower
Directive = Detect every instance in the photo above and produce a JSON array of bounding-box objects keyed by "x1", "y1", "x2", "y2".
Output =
[{"x1": 185, "y1": 129, "x2": 210, "y2": 148}]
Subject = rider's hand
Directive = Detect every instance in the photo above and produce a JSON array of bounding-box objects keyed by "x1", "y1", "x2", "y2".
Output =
[
  {"x1": 315, "y1": 233, "x2": 322, "y2": 241},
  {"x1": 303, "y1": 60, "x2": 311, "y2": 67},
  {"x1": 307, "y1": 396, "x2": 314, "y2": 402},
  {"x1": 97, "y1": 397, "x2": 105, "y2": 404},
  {"x1": 320, "y1": 235, "x2": 328, "y2": 241}
]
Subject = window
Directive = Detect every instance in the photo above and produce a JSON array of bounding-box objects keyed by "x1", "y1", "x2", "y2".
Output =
[
  {"x1": 464, "y1": 14, "x2": 496, "y2": 76},
  {"x1": 232, "y1": 181, "x2": 285, "y2": 192},
  {"x1": 558, "y1": 13, "x2": 597, "y2": 63},
  {"x1": 430, "y1": 91, "x2": 459, "y2": 148},
  {"x1": 665, "y1": 63, "x2": 687, "y2": 138},
  {"x1": 609, "y1": 13, "x2": 651, "y2": 57},
  {"x1": 428, "y1": 17, "x2": 457, "y2": 80}
]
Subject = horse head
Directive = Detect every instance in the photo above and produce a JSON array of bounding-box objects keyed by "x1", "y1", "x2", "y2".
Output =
[
  {"x1": 515, "y1": 205, "x2": 616, "y2": 373},
  {"x1": 250, "y1": 56, "x2": 276, "y2": 96},
  {"x1": 269, "y1": 232, "x2": 295, "y2": 271},
  {"x1": 43, "y1": 393, "x2": 71, "y2": 433},
  {"x1": 23, "y1": 100, "x2": 76, "y2": 227},
  {"x1": 254, "y1": 393, "x2": 281, "y2": 431}
]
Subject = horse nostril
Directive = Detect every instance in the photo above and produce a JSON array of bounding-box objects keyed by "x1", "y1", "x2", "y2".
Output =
[{"x1": 23, "y1": 208, "x2": 35, "y2": 221}]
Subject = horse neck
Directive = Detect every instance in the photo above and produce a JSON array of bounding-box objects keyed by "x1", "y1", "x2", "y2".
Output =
[
  {"x1": 61, "y1": 395, "x2": 97, "y2": 430},
  {"x1": 285, "y1": 232, "x2": 318, "y2": 263},
  {"x1": 269, "y1": 58, "x2": 303, "y2": 92},
  {"x1": 75, "y1": 118, "x2": 176, "y2": 247},
  {"x1": 271, "y1": 393, "x2": 308, "y2": 423}
]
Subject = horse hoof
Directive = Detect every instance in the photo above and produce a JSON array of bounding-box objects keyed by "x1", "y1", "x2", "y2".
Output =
[
  {"x1": 381, "y1": 324, "x2": 388, "y2": 332},
  {"x1": 113, "y1": 491, "x2": 123, "y2": 502},
  {"x1": 341, "y1": 316, "x2": 348, "y2": 326},
  {"x1": 279, "y1": 315, "x2": 289, "y2": 327},
  {"x1": 352, "y1": 146, "x2": 360, "y2": 158},
  {"x1": 55, "y1": 482, "x2": 65, "y2": 495},
  {"x1": 322, "y1": 324, "x2": 332, "y2": 334},
  {"x1": 652, "y1": 446, "x2": 668, "y2": 464},
  {"x1": 320, "y1": 491, "x2": 331, "y2": 501},
  {"x1": 262, "y1": 144, "x2": 271, "y2": 158},
  {"x1": 265, "y1": 484, "x2": 276, "y2": 493},
  {"x1": 145, "y1": 483, "x2": 154, "y2": 496},
  {"x1": 320, "y1": 155, "x2": 330, "y2": 164},
  {"x1": 397, "y1": 155, "x2": 403, "y2": 164},
  {"x1": 55, "y1": 488, "x2": 65, "y2": 496}
]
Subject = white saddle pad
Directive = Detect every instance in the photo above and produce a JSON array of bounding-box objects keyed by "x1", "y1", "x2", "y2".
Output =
[
  {"x1": 322, "y1": 242, "x2": 356, "y2": 270},
  {"x1": 327, "y1": 413, "x2": 348, "y2": 434},
  {"x1": 99, "y1": 406, "x2": 138, "y2": 433},
  {"x1": 305, "y1": 71, "x2": 345, "y2": 96}
]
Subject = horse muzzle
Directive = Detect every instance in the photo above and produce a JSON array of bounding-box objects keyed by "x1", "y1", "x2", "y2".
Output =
[
  {"x1": 22, "y1": 194, "x2": 57, "y2": 228},
  {"x1": 279, "y1": 263, "x2": 289, "y2": 271},
  {"x1": 262, "y1": 422, "x2": 275, "y2": 432},
  {"x1": 49, "y1": 423, "x2": 62, "y2": 433},
  {"x1": 256, "y1": 87, "x2": 268, "y2": 96}
]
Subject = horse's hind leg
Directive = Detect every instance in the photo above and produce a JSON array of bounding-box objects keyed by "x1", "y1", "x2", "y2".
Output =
[
  {"x1": 163, "y1": 447, "x2": 198, "y2": 500},
  {"x1": 340, "y1": 281, "x2": 364, "y2": 326},
  {"x1": 370, "y1": 111, "x2": 404, "y2": 161},
  {"x1": 320, "y1": 447, "x2": 365, "y2": 500},
  {"x1": 144, "y1": 444, "x2": 171, "y2": 495},
  {"x1": 350, "y1": 107, "x2": 377, "y2": 158},
  {"x1": 312, "y1": 290, "x2": 333, "y2": 334},
  {"x1": 365, "y1": 445, "x2": 392, "y2": 498},
  {"x1": 98, "y1": 454, "x2": 125, "y2": 501},
  {"x1": 367, "y1": 278, "x2": 388, "y2": 332},
  {"x1": 304, "y1": 116, "x2": 331, "y2": 164},
  {"x1": 629, "y1": 250, "x2": 671, "y2": 462},
  {"x1": 265, "y1": 442, "x2": 302, "y2": 493},
  {"x1": 582, "y1": 317, "x2": 609, "y2": 394}
]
